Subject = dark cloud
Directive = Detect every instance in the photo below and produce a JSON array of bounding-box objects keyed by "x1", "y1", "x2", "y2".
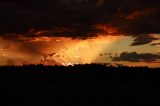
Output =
[
  {"x1": 131, "y1": 34, "x2": 159, "y2": 46},
  {"x1": 112, "y1": 52, "x2": 160, "y2": 63},
  {"x1": 0, "y1": 0, "x2": 160, "y2": 43},
  {"x1": 0, "y1": 0, "x2": 109, "y2": 34},
  {"x1": 151, "y1": 43, "x2": 160, "y2": 46}
]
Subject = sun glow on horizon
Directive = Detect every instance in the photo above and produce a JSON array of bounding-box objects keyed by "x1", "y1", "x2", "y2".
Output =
[
  {"x1": 51, "y1": 35, "x2": 123, "y2": 65},
  {"x1": 0, "y1": 34, "x2": 160, "y2": 67},
  {"x1": 0, "y1": 35, "x2": 123, "y2": 66}
]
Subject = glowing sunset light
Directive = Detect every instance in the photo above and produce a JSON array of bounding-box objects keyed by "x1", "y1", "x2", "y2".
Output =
[
  {"x1": 0, "y1": 0, "x2": 160, "y2": 67},
  {"x1": 0, "y1": 35, "x2": 123, "y2": 66}
]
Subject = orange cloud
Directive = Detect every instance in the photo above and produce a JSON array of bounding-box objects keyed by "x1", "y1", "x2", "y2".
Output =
[
  {"x1": 126, "y1": 8, "x2": 160, "y2": 20},
  {"x1": 0, "y1": 35, "x2": 122, "y2": 66},
  {"x1": 95, "y1": 24, "x2": 120, "y2": 35}
]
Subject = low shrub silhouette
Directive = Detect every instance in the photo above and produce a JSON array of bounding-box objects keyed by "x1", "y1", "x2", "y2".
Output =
[
  {"x1": 0, "y1": 63, "x2": 159, "y2": 81},
  {"x1": 0, "y1": 64, "x2": 160, "y2": 106}
]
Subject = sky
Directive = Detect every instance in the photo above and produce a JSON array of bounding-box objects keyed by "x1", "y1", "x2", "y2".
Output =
[{"x1": 0, "y1": 0, "x2": 160, "y2": 67}]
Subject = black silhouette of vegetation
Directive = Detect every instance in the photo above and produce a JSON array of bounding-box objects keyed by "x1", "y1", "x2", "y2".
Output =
[
  {"x1": 1, "y1": 64, "x2": 160, "y2": 105},
  {"x1": 0, "y1": 63, "x2": 159, "y2": 81}
]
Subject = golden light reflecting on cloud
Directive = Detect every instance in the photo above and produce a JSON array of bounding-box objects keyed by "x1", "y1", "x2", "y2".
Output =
[
  {"x1": 0, "y1": 35, "x2": 122, "y2": 66},
  {"x1": 150, "y1": 34, "x2": 160, "y2": 53},
  {"x1": 0, "y1": 35, "x2": 160, "y2": 67},
  {"x1": 51, "y1": 36, "x2": 122, "y2": 65}
]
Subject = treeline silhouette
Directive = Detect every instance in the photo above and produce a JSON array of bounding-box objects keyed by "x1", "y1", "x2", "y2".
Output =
[
  {"x1": 1, "y1": 64, "x2": 160, "y2": 106},
  {"x1": 0, "y1": 63, "x2": 160, "y2": 82}
]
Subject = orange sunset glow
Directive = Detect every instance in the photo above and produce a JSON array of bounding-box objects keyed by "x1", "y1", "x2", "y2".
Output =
[
  {"x1": 0, "y1": 35, "x2": 122, "y2": 65},
  {"x1": 0, "y1": 0, "x2": 160, "y2": 67},
  {"x1": 0, "y1": 33, "x2": 160, "y2": 67}
]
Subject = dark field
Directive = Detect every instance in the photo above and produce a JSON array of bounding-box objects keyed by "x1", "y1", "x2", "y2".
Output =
[{"x1": 0, "y1": 64, "x2": 160, "y2": 105}]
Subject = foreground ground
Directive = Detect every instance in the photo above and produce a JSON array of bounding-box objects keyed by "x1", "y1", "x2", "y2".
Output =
[{"x1": 0, "y1": 64, "x2": 160, "y2": 105}]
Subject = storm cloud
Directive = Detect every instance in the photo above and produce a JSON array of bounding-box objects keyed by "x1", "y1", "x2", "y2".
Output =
[
  {"x1": 112, "y1": 52, "x2": 160, "y2": 63},
  {"x1": 0, "y1": 0, "x2": 160, "y2": 45},
  {"x1": 151, "y1": 43, "x2": 160, "y2": 46},
  {"x1": 131, "y1": 34, "x2": 159, "y2": 46}
]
